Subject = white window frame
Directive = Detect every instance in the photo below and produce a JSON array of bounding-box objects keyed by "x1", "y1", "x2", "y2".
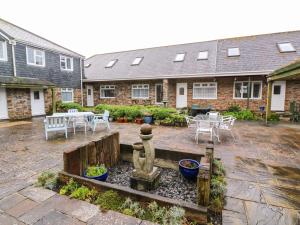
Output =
[
  {"x1": 61, "y1": 88, "x2": 74, "y2": 103},
  {"x1": 26, "y1": 46, "x2": 45, "y2": 67},
  {"x1": 100, "y1": 85, "x2": 116, "y2": 99},
  {"x1": 174, "y1": 53, "x2": 185, "y2": 62},
  {"x1": 105, "y1": 59, "x2": 118, "y2": 68},
  {"x1": 192, "y1": 82, "x2": 218, "y2": 100},
  {"x1": 132, "y1": 84, "x2": 149, "y2": 99},
  {"x1": 233, "y1": 81, "x2": 262, "y2": 100},
  {"x1": 227, "y1": 47, "x2": 240, "y2": 57},
  {"x1": 155, "y1": 83, "x2": 163, "y2": 104},
  {"x1": 0, "y1": 41, "x2": 7, "y2": 61},
  {"x1": 60, "y1": 55, "x2": 74, "y2": 71},
  {"x1": 277, "y1": 42, "x2": 296, "y2": 53},
  {"x1": 131, "y1": 57, "x2": 143, "y2": 66},
  {"x1": 198, "y1": 51, "x2": 208, "y2": 60}
]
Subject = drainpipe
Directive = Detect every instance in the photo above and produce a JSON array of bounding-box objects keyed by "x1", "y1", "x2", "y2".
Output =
[
  {"x1": 9, "y1": 40, "x2": 17, "y2": 77},
  {"x1": 80, "y1": 57, "x2": 84, "y2": 106},
  {"x1": 247, "y1": 76, "x2": 251, "y2": 109}
]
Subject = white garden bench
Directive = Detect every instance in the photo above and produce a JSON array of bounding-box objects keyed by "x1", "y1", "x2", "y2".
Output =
[{"x1": 44, "y1": 116, "x2": 68, "y2": 140}]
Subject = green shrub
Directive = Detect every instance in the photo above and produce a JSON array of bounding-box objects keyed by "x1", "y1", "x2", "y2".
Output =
[
  {"x1": 56, "y1": 101, "x2": 84, "y2": 112},
  {"x1": 36, "y1": 171, "x2": 58, "y2": 190},
  {"x1": 213, "y1": 159, "x2": 226, "y2": 176},
  {"x1": 86, "y1": 165, "x2": 107, "y2": 177},
  {"x1": 227, "y1": 104, "x2": 241, "y2": 112},
  {"x1": 70, "y1": 186, "x2": 91, "y2": 200},
  {"x1": 59, "y1": 178, "x2": 79, "y2": 195},
  {"x1": 95, "y1": 190, "x2": 124, "y2": 211},
  {"x1": 223, "y1": 109, "x2": 256, "y2": 120},
  {"x1": 268, "y1": 113, "x2": 280, "y2": 122}
]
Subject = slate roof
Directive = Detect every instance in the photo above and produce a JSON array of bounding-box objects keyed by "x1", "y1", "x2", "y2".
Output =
[
  {"x1": 85, "y1": 31, "x2": 300, "y2": 81},
  {"x1": 0, "y1": 18, "x2": 83, "y2": 58},
  {"x1": 0, "y1": 75, "x2": 55, "y2": 87}
]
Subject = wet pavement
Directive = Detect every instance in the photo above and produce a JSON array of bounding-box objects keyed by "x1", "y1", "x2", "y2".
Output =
[{"x1": 0, "y1": 118, "x2": 299, "y2": 224}]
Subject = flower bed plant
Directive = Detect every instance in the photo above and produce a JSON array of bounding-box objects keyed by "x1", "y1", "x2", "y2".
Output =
[
  {"x1": 223, "y1": 104, "x2": 257, "y2": 120},
  {"x1": 56, "y1": 101, "x2": 84, "y2": 112}
]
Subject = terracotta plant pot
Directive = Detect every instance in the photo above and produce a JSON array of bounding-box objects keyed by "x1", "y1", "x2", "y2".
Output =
[
  {"x1": 123, "y1": 117, "x2": 128, "y2": 123},
  {"x1": 135, "y1": 118, "x2": 143, "y2": 124},
  {"x1": 117, "y1": 117, "x2": 124, "y2": 123}
]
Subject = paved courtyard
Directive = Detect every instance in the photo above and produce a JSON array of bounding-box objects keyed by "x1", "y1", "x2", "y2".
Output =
[{"x1": 0, "y1": 118, "x2": 299, "y2": 224}]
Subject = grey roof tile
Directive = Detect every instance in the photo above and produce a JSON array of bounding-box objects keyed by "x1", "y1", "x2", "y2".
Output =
[
  {"x1": 0, "y1": 18, "x2": 83, "y2": 58},
  {"x1": 85, "y1": 31, "x2": 300, "y2": 81}
]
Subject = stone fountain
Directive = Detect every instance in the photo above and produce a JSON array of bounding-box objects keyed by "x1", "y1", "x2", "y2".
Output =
[{"x1": 130, "y1": 124, "x2": 160, "y2": 191}]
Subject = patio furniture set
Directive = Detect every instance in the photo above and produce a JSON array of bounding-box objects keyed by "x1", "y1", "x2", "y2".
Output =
[
  {"x1": 185, "y1": 112, "x2": 236, "y2": 143},
  {"x1": 44, "y1": 109, "x2": 110, "y2": 140}
]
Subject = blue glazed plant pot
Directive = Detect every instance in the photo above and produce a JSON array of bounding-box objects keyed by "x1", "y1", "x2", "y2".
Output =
[
  {"x1": 83, "y1": 170, "x2": 108, "y2": 182},
  {"x1": 179, "y1": 159, "x2": 200, "y2": 180},
  {"x1": 144, "y1": 116, "x2": 153, "y2": 124}
]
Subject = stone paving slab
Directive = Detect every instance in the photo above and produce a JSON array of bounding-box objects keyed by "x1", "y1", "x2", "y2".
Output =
[
  {"x1": 6, "y1": 198, "x2": 39, "y2": 218},
  {"x1": 33, "y1": 210, "x2": 85, "y2": 225},
  {"x1": 19, "y1": 186, "x2": 56, "y2": 203},
  {"x1": 244, "y1": 201, "x2": 300, "y2": 225},
  {"x1": 87, "y1": 210, "x2": 142, "y2": 225},
  {"x1": 0, "y1": 193, "x2": 26, "y2": 211},
  {"x1": 0, "y1": 211, "x2": 26, "y2": 225},
  {"x1": 222, "y1": 210, "x2": 248, "y2": 225}
]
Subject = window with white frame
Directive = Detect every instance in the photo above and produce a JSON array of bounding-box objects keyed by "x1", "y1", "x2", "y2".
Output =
[
  {"x1": 100, "y1": 85, "x2": 116, "y2": 98},
  {"x1": 193, "y1": 82, "x2": 217, "y2": 99},
  {"x1": 0, "y1": 41, "x2": 7, "y2": 61},
  {"x1": 132, "y1": 84, "x2": 149, "y2": 99},
  {"x1": 105, "y1": 59, "x2": 118, "y2": 68},
  {"x1": 277, "y1": 42, "x2": 296, "y2": 53},
  {"x1": 132, "y1": 57, "x2": 143, "y2": 65},
  {"x1": 227, "y1": 47, "x2": 240, "y2": 57},
  {"x1": 174, "y1": 53, "x2": 185, "y2": 62},
  {"x1": 61, "y1": 88, "x2": 74, "y2": 102},
  {"x1": 60, "y1": 55, "x2": 73, "y2": 71},
  {"x1": 26, "y1": 47, "x2": 45, "y2": 66},
  {"x1": 198, "y1": 51, "x2": 208, "y2": 60},
  {"x1": 234, "y1": 81, "x2": 262, "y2": 99}
]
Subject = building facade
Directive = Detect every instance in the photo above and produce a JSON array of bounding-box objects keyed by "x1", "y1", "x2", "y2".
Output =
[
  {"x1": 0, "y1": 18, "x2": 84, "y2": 120},
  {"x1": 84, "y1": 31, "x2": 300, "y2": 112}
]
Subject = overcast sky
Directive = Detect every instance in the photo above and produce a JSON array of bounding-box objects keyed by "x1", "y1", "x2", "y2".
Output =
[{"x1": 2, "y1": 0, "x2": 300, "y2": 58}]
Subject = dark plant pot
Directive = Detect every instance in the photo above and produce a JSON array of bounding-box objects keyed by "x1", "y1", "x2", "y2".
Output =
[
  {"x1": 135, "y1": 118, "x2": 143, "y2": 124},
  {"x1": 179, "y1": 159, "x2": 200, "y2": 180},
  {"x1": 144, "y1": 116, "x2": 153, "y2": 124},
  {"x1": 83, "y1": 170, "x2": 108, "y2": 182}
]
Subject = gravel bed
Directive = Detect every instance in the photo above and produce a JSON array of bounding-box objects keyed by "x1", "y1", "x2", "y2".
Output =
[{"x1": 106, "y1": 161, "x2": 197, "y2": 204}]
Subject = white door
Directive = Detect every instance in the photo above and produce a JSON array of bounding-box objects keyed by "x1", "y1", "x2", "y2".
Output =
[
  {"x1": 31, "y1": 89, "x2": 45, "y2": 116},
  {"x1": 176, "y1": 83, "x2": 188, "y2": 108},
  {"x1": 271, "y1": 81, "x2": 286, "y2": 111},
  {"x1": 0, "y1": 88, "x2": 8, "y2": 119},
  {"x1": 86, "y1": 85, "x2": 94, "y2": 107}
]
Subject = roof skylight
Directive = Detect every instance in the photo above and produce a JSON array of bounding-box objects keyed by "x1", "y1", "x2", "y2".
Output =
[
  {"x1": 132, "y1": 57, "x2": 143, "y2": 65},
  {"x1": 106, "y1": 59, "x2": 118, "y2": 68},
  {"x1": 277, "y1": 42, "x2": 296, "y2": 53},
  {"x1": 174, "y1": 53, "x2": 185, "y2": 62},
  {"x1": 198, "y1": 51, "x2": 208, "y2": 60},
  {"x1": 227, "y1": 48, "x2": 240, "y2": 57}
]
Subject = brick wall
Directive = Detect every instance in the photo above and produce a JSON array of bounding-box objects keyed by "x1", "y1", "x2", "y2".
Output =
[
  {"x1": 6, "y1": 88, "x2": 31, "y2": 119},
  {"x1": 83, "y1": 76, "x2": 268, "y2": 111}
]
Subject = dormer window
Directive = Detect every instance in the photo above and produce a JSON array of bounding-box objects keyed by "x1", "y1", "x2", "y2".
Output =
[
  {"x1": 227, "y1": 48, "x2": 240, "y2": 57},
  {"x1": 0, "y1": 41, "x2": 7, "y2": 61},
  {"x1": 132, "y1": 57, "x2": 143, "y2": 66},
  {"x1": 174, "y1": 53, "x2": 185, "y2": 62},
  {"x1": 106, "y1": 59, "x2": 118, "y2": 68},
  {"x1": 198, "y1": 51, "x2": 208, "y2": 60},
  {"x1": 277, "y1": 42, "x2": 296, "y2": 53}
]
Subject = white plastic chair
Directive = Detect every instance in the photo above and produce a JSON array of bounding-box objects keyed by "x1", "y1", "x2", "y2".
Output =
[
  {"x1": 91, "y1": 110, "x2": 110, "y2": 132},
  {"x1": 207, "y1": 111, "x2": 220, "y2": 121},
  {"x1": 195, "y1": 120, "x2": 213, "y2": 144},
  {"x1": 185, "y1": 116, "x2": 196, "y2": 129},
  {"x1": 73, "y1": 116, "x2": 88, "y2": 134},
  {"x1": 219, "y1": 116, "x2": 236, "y2": 140},
  {"x1": 44, "y1": 116, "x2": 68, "y2": 140},
  {"x1": 68, "y1": 109, "x2": 78, "y2": 113}
]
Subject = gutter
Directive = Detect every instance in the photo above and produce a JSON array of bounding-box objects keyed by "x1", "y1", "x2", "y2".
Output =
[
  {"x1": 80, "y1": 57, "x2": 84, "y2": 106},
  {"x1": 83, "y1": 70, "x2": 272, "y2": 82}
]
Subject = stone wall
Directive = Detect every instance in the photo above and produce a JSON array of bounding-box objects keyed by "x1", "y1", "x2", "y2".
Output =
[
  {"x1": 6, "y1": 88, "x2": 31, "y2": 120},
  {"x1": 84, "y1": 76, "x2": 267, "y2": 111},
  {"x1": 285, "y1": 80, "x2": 300, "y2": 111}
]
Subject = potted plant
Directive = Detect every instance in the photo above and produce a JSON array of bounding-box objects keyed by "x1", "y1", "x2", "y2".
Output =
[
  {"x1": 84, "y1": 164, "x2": 108, "y2": 182},
  {"x1": 143, "y1": 111, "x2": 153, "y2": 124},
  {"x1": 179, "y1": 159, "x2": 200, "y2": 180},
  {"x1": 154, "y1": 119, "x2": 161, "y2": 126},
  {"x1": 135, "y1": 117, "x2": 143, "y2": 124},
  {"x1": 127, "y1": 116, "x2": 133, "y2": 122},
  {"x1": 161, "y1": 117, "x2": 173, "y2": 126}
]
